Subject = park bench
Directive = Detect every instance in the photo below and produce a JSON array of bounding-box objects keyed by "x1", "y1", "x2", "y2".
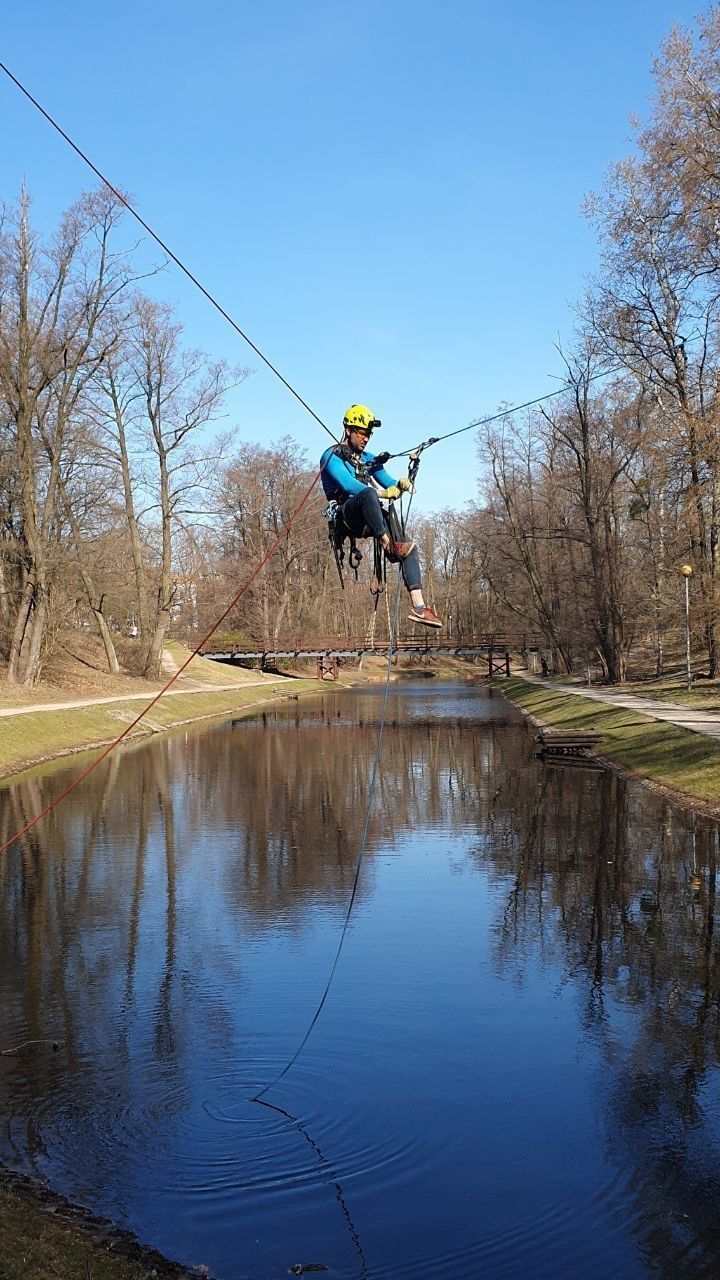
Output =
[{"x1": 534, "y1": 729, "x2": 602, "y2": 758}]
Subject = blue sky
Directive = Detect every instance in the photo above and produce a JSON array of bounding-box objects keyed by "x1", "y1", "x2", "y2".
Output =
[{"x1": 1, "y1": 0, "x2": 705, "y2": 513}]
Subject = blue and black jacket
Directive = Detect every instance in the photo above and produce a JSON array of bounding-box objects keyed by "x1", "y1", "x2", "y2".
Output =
[{"x1": 320, "y1": 444, "x2": 398, "y2": 502}]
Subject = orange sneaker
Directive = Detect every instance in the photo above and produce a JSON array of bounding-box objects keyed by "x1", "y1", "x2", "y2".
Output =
[
  {"x1": 383, "y1": 538, "x2": 415, "y2": 563},
  {"x1": 408, "y1": 605, "x2": 442, "y2": 628}
]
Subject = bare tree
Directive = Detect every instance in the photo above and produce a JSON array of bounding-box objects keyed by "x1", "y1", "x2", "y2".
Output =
[
  {"x1": 217, "y1": 438, "x2": 323, "y2": 642},
  {"x1": 542, "y1": 356, "x2": 645, "y2": 682},
  {"x1": 128, "y1": 297, "x2": 246, "y2": 676},
  {"x1": 480, "y1": 414, "x2": 575, "y2": 671},
  {"x1": 585, "y1": 90, "x2": 720, "y2": 671},
  {"x1": 0, "y1": 187, "x2": 134, "y2": 683}
]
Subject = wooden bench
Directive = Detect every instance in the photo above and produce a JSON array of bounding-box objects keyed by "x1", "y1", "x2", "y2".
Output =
[{"x1": 534, "y1": 730, "x2": 602, "y2": 758}]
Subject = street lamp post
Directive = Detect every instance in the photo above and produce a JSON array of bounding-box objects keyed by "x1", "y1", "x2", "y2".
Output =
[{"x1": 679, "y1": 564, "x2": 693, "y2": 691}]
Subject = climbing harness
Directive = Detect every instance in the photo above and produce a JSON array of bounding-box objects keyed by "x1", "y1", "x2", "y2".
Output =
[
  {"x1": 370, "y1": 536, "x2": 386, "y2": 601},
  {"x1": 324, "y1": 445, "x2": 419, "y2": 598},
  {"x1": 323, "y1": 500, "x2": 363, "y2": 588},
  {"x1": 332, "y1": 442, "x2": 378, "y2": 487}
]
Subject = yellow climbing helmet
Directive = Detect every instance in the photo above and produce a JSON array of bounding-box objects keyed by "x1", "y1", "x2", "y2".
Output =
[{"x1": 343, "y1": 404, "x2": 381, "y2": 433}]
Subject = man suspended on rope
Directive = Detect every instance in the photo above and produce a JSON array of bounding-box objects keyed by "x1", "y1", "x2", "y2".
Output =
[{"x1": 320, "y1": 404, "x2": 443, "y2": 628}]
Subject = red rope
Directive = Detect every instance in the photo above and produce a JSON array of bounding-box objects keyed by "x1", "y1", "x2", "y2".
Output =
[
  {"x1": 0, "y1": 471, "x2": 321, "y2": 857},
  {"x1": 0, "y1": 62, "x2": 340, "y2": 856}
]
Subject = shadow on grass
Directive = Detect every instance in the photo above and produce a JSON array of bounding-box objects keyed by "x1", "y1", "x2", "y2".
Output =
[{"x1": 503, "y1": 678, "x2": 720, "y2": 805}]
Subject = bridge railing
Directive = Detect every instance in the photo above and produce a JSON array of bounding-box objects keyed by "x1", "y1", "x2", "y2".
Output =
[{"x1": 200, "y1": 633, "x2": 544, "y2": 655}]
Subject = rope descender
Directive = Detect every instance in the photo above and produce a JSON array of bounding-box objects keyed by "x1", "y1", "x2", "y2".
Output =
[{"x1": 407, "y1": 446, "x2": 426, "y2": 486}]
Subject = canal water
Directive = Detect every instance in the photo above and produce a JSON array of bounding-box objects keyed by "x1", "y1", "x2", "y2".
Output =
[{"x1": 0, "y1": 682, "x2": 719, "y2": 1279}]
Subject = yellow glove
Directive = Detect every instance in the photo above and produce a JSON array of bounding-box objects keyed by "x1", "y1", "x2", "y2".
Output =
[
  {"x1": 380, "y1": 485, "x2": 401, "y2": 500},
  {"x1": 397, "y1": 477, "x2": 412, "y2": 493}
]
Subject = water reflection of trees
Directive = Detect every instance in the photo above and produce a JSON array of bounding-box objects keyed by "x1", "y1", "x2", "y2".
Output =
[
  {"x1": 488, "y1": 764, "x2": 720, "y2": 1276},
  {"x1": 0, "y1": 697, "x2": 522, "y2": 1202},
  {"x1": 212, "y1": 704, "x2": 521, "y2": 921},
  {"x1": 0, "y1": 703, "x2": 517, "y2": 1050},
  {"x1": 1, "y1": 701, "x2": 719, "y2": 1272}
]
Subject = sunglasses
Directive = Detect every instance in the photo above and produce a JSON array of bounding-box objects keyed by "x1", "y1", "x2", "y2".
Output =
[{"x1": 351, "y1": 419, "x2": 381, "y2": 435}]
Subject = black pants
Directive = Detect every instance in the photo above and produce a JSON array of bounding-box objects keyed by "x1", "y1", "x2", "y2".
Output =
[{"x1": 340, "y1": 488, "x2": 422, "y2": 592}]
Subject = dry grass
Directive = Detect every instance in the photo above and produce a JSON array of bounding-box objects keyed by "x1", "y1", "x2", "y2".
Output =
[
  {"x1": 0, "y1": 635, "x2": 280, "y2": 714},
  {"x1": 0, "y1": 636, "x2": 156, "y2": 709},
  {"x1": 162, "y1": 641, "x2": 266, "y2": 687}
]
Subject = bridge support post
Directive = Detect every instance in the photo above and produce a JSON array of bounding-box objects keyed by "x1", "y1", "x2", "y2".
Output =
[
  {"x1": 317, "y1": 655, "x2": 339, "y2": 681},
  {"x1": 488, "y1": 646, "x2": 493, "y2": 679},
  {"x1": 505, "y1": 651, "x2": 510, "y2": 677}
]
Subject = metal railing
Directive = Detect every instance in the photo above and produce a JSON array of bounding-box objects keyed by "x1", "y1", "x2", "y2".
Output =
[{"x1": 200, "y1": 633, "x2": 543, "y2": 658}]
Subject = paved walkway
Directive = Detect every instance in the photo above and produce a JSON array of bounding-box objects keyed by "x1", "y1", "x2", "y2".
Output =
[
  {"x1": 523, "y1": 674, "x2": 720, "y2": 742},
  {"x1": 8, "y1": 668, "x2": 719, "y2": 741},
  {"x1": 0, "y1": 676, "x2": 289, "y2": 719}
]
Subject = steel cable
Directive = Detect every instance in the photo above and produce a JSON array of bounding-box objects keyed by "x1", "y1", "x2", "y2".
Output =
[
  {"x1": 387, "y1": 365, "x2": 624, "y2": 460},
  {"x1": 0, "y1": 63, "x2": 623, "y2": 465},
  {"x1": 0, "y1": 61, "x2": 338, "y2": 444}
]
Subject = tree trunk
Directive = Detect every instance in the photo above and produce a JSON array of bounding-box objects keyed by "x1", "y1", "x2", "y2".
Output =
[
  {"x1": 17, "y1": 589, "x2": 48, "y2": 686},
  {"x1": 109, "y1": 373, "x2": 149, "y2": 641},
  {"x1": 93, "y1": 606, "x2": 121, "y2": 675},
  {"x1": 144, "y1": 610, "x2": 170, "y2": 681},
  {"x1": 6, "y1": 578, "x2": 34, "y2": 683}
]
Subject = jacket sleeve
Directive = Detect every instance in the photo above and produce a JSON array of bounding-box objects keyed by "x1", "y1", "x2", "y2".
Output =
[
  {"x1": 324, "y1": 450, "x2": 367, "y2": 496},
  {"x1": 371, "y1": 463, "x2": 398, "y2": 489}
]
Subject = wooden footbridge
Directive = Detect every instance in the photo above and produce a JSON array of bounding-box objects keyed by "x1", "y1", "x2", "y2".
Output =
[{"x1": 201, "y1": 634, "x2": 541, "y2": 680}]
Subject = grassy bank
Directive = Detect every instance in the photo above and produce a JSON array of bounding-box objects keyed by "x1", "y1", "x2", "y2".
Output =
[
  {"x1": 501, "y1": 676, "x2": 720, "y2": 810},
  {"x1": 0, "y1": 1184, "x2": 196, "y2": 1280},
  {"x1": 0, "y1": 677, "x2": 326, "y2": 781},
  {"x1": 0, "y1": 642, "x2": 482, "y2": 782},
  {"x1": 621, "y1": 672, "x2": 720, "y2": 712},
  {"x1": 0, "y1": 637, "x2": 341, "y2": 780}
]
